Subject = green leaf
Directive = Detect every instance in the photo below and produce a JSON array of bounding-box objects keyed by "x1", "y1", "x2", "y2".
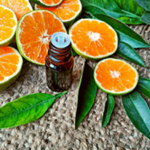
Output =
[
  {"x1": 117, "y1": 42, "x2": 146, "y2": 67},
  {"x1": 75, "y1": 62, "x2": 97, "y2": 129},
  {"x1": 114, "y1": 0, "x2": 145, "y2": 16},
  {"x1": 141, "y1": 12, "x2": 150, "y2": 25},
  {"x1": 101, "y1": 94, "x2": 115, "y2": 128},
  {"x1": 122, "y1": 91, "x2": 150, "y2": 139},
  {"x1": 72, "y1": 49, "x2": 77, "y2": 57},
  {"x1": 81, "y1": 0, "x2": 144, "y2": 24},
  {"x1": 135, "y1": 0, "x2": 150, "y2": 12},
  {"x1": 92, "y1": 13, "x2": 150, "y2": 48},
  {"x1": 0, "y1": 91, "x2": 67, "y2": 129},
  {"x1": 137, "y1": 77, "x2": 150, "y2": 98}
]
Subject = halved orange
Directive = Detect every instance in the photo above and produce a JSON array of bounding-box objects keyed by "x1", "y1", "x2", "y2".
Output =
[
  {"x1": 0, "y1": 5, "x2": 17, "y2": 46},
  {"x1": 16, "y1": 10, "x2": 66, "y2": 65},
  {"x1": 0, "y1": 0, "x2": 32, "y2": 20},
  {"x1": 94, "y1": 58, "x2": 139, "y2": 95},
  {"x1": 0, "y1": 46, "x2": 23, "y2": 92},
  {"x1": 32, "y1": 0, "x2": 63, "y2": 7},
  {"x1": 35, "y1": 0, "x2": 82, "y2": 25},
  {"x1": 69, "y1": 19, "x2": 118, "y2": 59}
]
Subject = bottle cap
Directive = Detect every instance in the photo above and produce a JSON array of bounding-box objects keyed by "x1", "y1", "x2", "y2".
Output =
[{"x1": 51, "y1": 32, "x2": 71, "y2": 49}]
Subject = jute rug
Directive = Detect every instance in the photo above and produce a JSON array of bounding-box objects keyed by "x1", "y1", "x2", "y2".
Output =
[{"x1": 0, "y1": 3, "x2": 150, "y2": 150}]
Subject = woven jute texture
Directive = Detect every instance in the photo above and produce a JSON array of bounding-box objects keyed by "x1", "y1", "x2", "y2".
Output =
[{"x1": 0, "y1": 3, "x2": 150, "y2": 150}]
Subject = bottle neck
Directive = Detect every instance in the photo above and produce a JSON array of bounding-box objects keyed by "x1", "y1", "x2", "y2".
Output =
[{"x1": 48, "y1": 42, "x2": 72, "y2": 64}]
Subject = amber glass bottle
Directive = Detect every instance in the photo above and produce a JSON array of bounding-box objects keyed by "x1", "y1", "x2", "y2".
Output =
[{"x1": 45, "y1": 32, "x2": 74, "y2": 92}]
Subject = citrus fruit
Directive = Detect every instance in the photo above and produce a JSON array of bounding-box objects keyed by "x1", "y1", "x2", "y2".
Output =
[
  {"x1": 0, "y1": 46, "x2": 23, "y2": 92},
  {"x1": 0, "y1": 0, "x2": 32, "y2": 20},
  {"x1": 69, "y1": 19, "x2": 118, "y2": 59},
  {"x1": 16, "y1": 10, "x2": 66, "y2": 65},
  {"x1": 35, "y1": 0, "x2": 82, "y2": 25},
  {"x1": 32, "y1": 0, "x2": 63, "y2": 7},
  {"x1": 0, "y1": 5, "x2": 17, "y2": 46},
  {"x1": 94, "y1": 58, "x2": 139, "y2": 95}
]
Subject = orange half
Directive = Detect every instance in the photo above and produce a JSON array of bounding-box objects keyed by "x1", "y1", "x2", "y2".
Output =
[
  {"x1": 35, "y1": 0, "x2": 82, "y2": 23},
  {"x1": 0, "y1": 0, "x2": 32, "y2": 20},
  {"x1": 94, "y1": 58, "x2": 139, "y2": 95},
  {"x1": 16, "y1": 10, "x2": 66, "y2": 65},
  {"x1": 69, "y1": 19, "x2": 118, "y2": 59},
  {"x1": 0, "y1": 46, "x2": 23, "y2": 91}
]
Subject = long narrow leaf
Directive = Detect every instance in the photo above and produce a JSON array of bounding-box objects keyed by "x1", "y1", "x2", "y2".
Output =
[
  {"x1": 137, "y1": 77, "x2": 150, "y2": 98},
  {"x1": 114, "y1": 0, "x2": 145, "y2": 17},
  {"x1": 75, "y1": 62, "x2": 97, "y2": 129},
  {"x1": 117, "y1": 42, "x2": 146, "y2": 67},
  {"x1": 122, "y1": 91, "x2": 150, "y2": 139},
  {"x1": 135, "y1": 0, "x2": 150, "y2": 12},
  {"x1": 141, "y1": 12, "x2": 150, "y2": 25},
  {"x1": 101, "y1": 94, "x2": 115, "y2": 127}
]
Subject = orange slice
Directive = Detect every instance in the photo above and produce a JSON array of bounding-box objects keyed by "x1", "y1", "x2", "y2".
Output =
[
  {"x1": 35, "y1": 0, "x2": 82, "y2": 25},
  {"x1": 94, "y1": 58, "x2": 139, "y2": 95},
  {"x1": 16, "y1": 10, "x2": 66, "y2": 65},
  {"x1": 32, "y1": 0, "x2": 63, "y2": 7},
  {"x1": 69, "y1": 19, "x2": 118, "y2": 59},
  {"x1": 0, "y1": 0, "x2": 32, "y2": 20},
  {"x1": 0, "y1": 5, "x2": 17, "y2": 46},
  {"x1": 0, "y1": 46, "x2": 23, "y2": 92}
]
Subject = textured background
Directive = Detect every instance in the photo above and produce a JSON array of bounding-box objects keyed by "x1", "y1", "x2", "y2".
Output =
[{"x1": 0, "y1": 2, "x2": 150, "y2": 150}]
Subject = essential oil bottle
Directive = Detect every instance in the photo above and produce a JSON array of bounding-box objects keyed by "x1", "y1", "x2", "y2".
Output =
[{"x1": 45, "y1": 32, "x2": 74, "y2": 92}]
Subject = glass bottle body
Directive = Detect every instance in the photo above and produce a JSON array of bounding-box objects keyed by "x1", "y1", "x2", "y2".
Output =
[{"x1": 45, "y1": 42, "x2": 74, "y2": 92}]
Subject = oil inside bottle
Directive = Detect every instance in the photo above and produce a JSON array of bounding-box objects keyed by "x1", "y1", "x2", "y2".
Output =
[{"x1": 45, "y1": 32, "x2": 74, "y2": 92}]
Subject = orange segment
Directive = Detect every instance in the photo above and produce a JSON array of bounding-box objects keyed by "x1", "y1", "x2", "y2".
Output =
[
  {"x1": 52, "y1": 18, "x2": 66, "y2": 33},
  {"x1": 33, "y1": 12, "x2": 45, "y2": 35},
  {"x1": 22, "y1": 41, "x2": 42, "y2": 61},
  {"x1": 94, "y1": 58, "x2": 139, "y2": 95},
  {"x1": 0, "y1": 55, "x2": 19, "y2": 64},
  {"x1": 0, "y1": 63, "x2": 17, "y2": 77},
  {"x1": 0, "y1": 19, "x2": 16, "y2": 27},
  {"x1": 16, "y1": 10, "x2": 66, "y2": 65},
  {"x1": 0, "y1": 47, "x2": 15, "y2": 55},
  {"x1": 36, "y1": 43, "x2": 48, "y2": 64},
  {"x1": 42, "y1": 11, "x2": 55, "y2": 35},
  {"x1": 35, "y1": 0, "x2": 82, "y2": 22},
  {"x1": 0, "y1": 8, "x2": 14, "y2": 18},
  {"x1": 0, "y1": 73, "x2": 4, "y2": 81},
  {"x1": 0, "y1": 0, "x2": 32, "y2": 20},
  {"x1": 0, "y1": 27, "x2": 14, "y2": 41},
  {"x1": 69, "y1": 19, "x2": 118, "y2": 59},
  {"x1": 0, "y1": 5, "x2": 17, "y2": 46}
]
